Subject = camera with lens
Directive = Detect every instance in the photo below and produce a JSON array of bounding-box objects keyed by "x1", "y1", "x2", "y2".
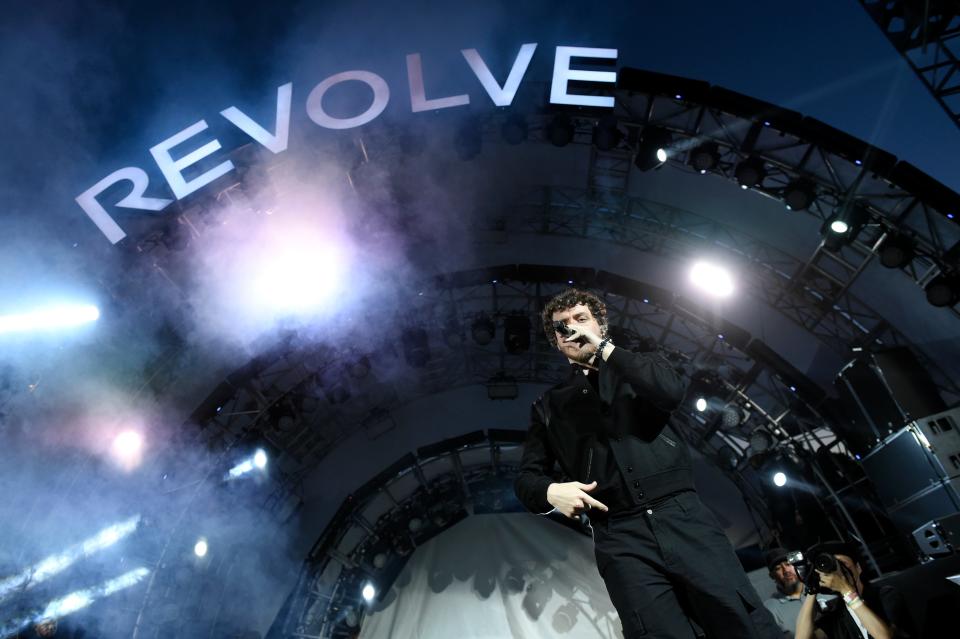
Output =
[{"x1": 787, "y1": 550, "x2": 841, "y2": 595}]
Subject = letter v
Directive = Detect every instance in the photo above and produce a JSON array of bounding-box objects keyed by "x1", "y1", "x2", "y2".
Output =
[
  {"x1": 220, "y1": 83, "x2": 292, "y2": 153},
  {"x1": 462, "y1": 43, "x2": 537, "y2": 107}
]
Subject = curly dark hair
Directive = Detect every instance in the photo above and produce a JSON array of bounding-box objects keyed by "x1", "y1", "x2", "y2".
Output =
[{"x1": 541, "y1": 288, "x2": 608, "y2": 347}]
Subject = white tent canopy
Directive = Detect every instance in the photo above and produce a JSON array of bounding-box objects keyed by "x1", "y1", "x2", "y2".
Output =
[{"x1": 359, "y1": 513, "x2": 624, "y2": 639}]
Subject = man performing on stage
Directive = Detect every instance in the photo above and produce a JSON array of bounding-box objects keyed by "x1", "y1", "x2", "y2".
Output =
[{"x1": 514, "y1": 288, "x2": 781, "y2": 638}]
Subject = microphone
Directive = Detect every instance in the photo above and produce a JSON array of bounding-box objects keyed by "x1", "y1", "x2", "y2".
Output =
[{"x1": 553, "y1": 320, "x2": 575, "y2": 337}]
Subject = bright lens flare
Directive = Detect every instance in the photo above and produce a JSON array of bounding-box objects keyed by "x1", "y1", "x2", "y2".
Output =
[
  {"x1": 695, "y1": 397, "x2": 707, "y2": 412},
  {"x1": 253, "y1": 449, "x2": 268, "y2": 469},
  {"x1": 656, "y1": 148, "x2": 668, "y2": 163},
  {"x1": 362, "y1": 583, "x2": 376, "y2": 602},
  {"x1": 111, "y1": 430, "x2": 144, "y2": 470},
  {"x1": 250, "y1": 239, "x2": 342, "y2": 315},
  {"x1": 0, "y1": 304, "x2": 99, "y2": 335},
  {"x1": 773, "y1": 472, "x2": 787, "y2": 487},
  {"x1": 689, "y1": 261, "x2": 734, "y2": 298}
]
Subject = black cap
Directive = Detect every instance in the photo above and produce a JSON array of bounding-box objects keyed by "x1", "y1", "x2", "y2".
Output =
[{"x1": 764, "y1": 547, "x2": 790, "y2": 570}]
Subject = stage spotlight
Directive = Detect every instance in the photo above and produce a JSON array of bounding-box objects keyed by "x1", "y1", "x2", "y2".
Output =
[
  {"x1": 748, "y1": 428, "x2": 775, "y2": 454},
  {"x1": 402, "y1": 327, "x2": 430, "y2": 368},
  {"x1": 362, "y1": 583, "x2": 376, "y2": 603},
  {"x1": 925, "y1": 273, "x2": 960, "y2": 307},
  {"x1": 347, "y1": 356, "x2": 371, "y2": 379},
  {"x1": 783, "y1": 178, "x2": 816, "y2": 211},
  {"x1": 772, "y1": 471, "x2": 787, "y2": 487},
  {"x1": 592, "y1": 115, "x2": 622, "y2": 151},
  {"x1": 689, "y1": 261, "x2": 734, "y2": 298},
  {"x1": 504, "y1": 315, "x2": 531, "y2": 353},
  {"x1": 634, "y1": 126, "x2": 672, "y2": 171},
  {"x1": 695, "y1": 397, "x2": 708, "y2": 412},
  {"x1": 878, "y1": 233, "x2": 915, "y2": 269},
  {"x1": 734, "y1": 156, "x2": 766, "y2": 189},
  {"x1": 546, "y1": 114, "x2": 575, "y2": 147},
  {"x1": 0, "y1": 303, "x2": 100, "y2": 335},
  {"x1": 227, "y1": 449, "x2": 270, "y2": 479},
  {"x1": 501, "y1": 114, "x2": 528, "y2": 145},
  {"x1": 344, "y1": 607, "x2": 359, "y2": 628},
  {"x1": 111, "y1": 430, "x2": 144, "y2": 470},
  {"x1": 720, "y1": 405, "x2": 743, "y2": 428},
  {"x1": 717, "y1": 445, "x2": 740, "y2": 471},
  {"x1": 688, "y1": 142, "x2": 721, "y2": 173},
  {"x1": 822, "y1": 205, "x2": 869, "y2": 251},
  {"x1": 471, "y1": 314, "x2": 496, "y2": 345},
  {"x1": 194, "y1": 538, "x2": 208, "y2": 558},
  {"x1": 453, "y1": 121, "x2": 481, "y2": 160}
]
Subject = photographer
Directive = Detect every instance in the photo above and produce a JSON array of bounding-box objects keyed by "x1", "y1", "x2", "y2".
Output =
[
  {"x1": 794, "y1": 542, "x2": 912, "y2": 639},
  {"x1": 762, "y1": 548, "x2": 804, "y2": 637}
]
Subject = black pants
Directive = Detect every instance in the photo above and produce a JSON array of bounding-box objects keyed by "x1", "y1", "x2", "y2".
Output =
[{"x1": 592, "y1": 491, "x2": 781, "y2": 639}]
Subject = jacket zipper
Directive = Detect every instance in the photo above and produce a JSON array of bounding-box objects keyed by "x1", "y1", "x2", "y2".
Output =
[{"x1": 585, "y1": 448, "x2": 594, "y2": 480}]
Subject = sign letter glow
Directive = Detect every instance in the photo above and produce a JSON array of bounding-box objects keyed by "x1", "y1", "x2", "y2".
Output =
[
  {"x1": 75, "y1": 167, "x2": 173, "y2": 244},
  {"x1": 149, "y1": 120, "x2": 235, "y2": 200},
  {"x1": 461, "y1": 43, "x2": 537, "y2": 107},
  {"x1": 306, "y1": 70, "x2": 390, "y2": 130},
  {"x1": 407, "y1": 53, "x2": 470, "y2": 112},
  {"x1": 550, "y1": 46, "x2": 618, "y2": 108},
  {"x1": 220, "y1": 82, "x2": 293, "y2": 154}
]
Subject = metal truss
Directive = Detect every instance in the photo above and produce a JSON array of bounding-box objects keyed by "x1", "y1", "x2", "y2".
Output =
[
  {"x1": 860, "y1": 0, "x2": 960, "y2": 129},
  {"x1": 499, "y1": 185, "x2": 959, "y2": 400}
]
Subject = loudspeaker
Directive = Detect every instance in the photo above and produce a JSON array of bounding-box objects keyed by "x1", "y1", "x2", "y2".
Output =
[
  {"x1": 912, "y1": 512, "x2": 960, "y2": 557},
  {"x1": 872, "y1": 348, "x2": 947, "y2": 418},
  {"x1": 834, "y1": 348, "x2": 946, "y2": 445},
  {"x1": 888, "y1": 480, "x2": 960, "y2": 534},
  {"x1": 914, "y1": 408, "x2": 960, "y2": 479},
  {"x1": 860, "y1": 427, "x2": 950, "y2": 509}
]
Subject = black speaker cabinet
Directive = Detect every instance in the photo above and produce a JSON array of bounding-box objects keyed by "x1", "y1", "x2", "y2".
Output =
[{"x1": 835, "y1": 348, "x2": 946, "y2": 444}]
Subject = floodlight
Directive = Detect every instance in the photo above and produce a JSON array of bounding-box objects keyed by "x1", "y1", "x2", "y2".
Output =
[{"x1": 689, "y1": 261, "x2": 734, "y2": 298}]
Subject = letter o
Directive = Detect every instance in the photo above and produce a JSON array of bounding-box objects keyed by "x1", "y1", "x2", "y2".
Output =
[{"x1": 306, "y1": 70, "x2": 390, "y2": 130}]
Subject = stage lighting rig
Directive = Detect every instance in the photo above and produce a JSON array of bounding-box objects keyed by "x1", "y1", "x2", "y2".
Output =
[
  {"x1": 821, "y1": 204, "x2": 869, "y2": 251},
  {"x1": 734, "y1": 156, "x2": 766, "y2": 189},
  {"x1": 925, "y1": 273, "x2": 960, "y2": 308},
  {"x1": 633, "y1": 126, "x2": 672, "y2": 171},
  {"x1": 592, "y1": 115, "x2": 622, "y2": 151},
  {"x1": 546, "y1": 113, "x2": 575, "y2": 147},
  {"x1": 501, "y1": 114, "x2": 528, "y2": 145},
  {"x1": 783, "y1": 178, "x2": 816, "y2": 211},
  {"x1": 471, "y1": 314, "x2": 496, "y2": 345},
  {"x1": 688, "y1": 141, "x2": 721, "y2": 173},
  {"x1": 878, "y1": 232, "x2": 916, "y2": 269}
]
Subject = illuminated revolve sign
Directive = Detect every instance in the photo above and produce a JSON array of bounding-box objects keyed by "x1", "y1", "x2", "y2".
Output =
[{"x1": 75, "y1": 45, "x2": 618, "y2": 244}]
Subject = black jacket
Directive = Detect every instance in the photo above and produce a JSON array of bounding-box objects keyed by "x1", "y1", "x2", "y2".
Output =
[{"x1": 514, "y1": 346, "x2": 689, "y2": 514}]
